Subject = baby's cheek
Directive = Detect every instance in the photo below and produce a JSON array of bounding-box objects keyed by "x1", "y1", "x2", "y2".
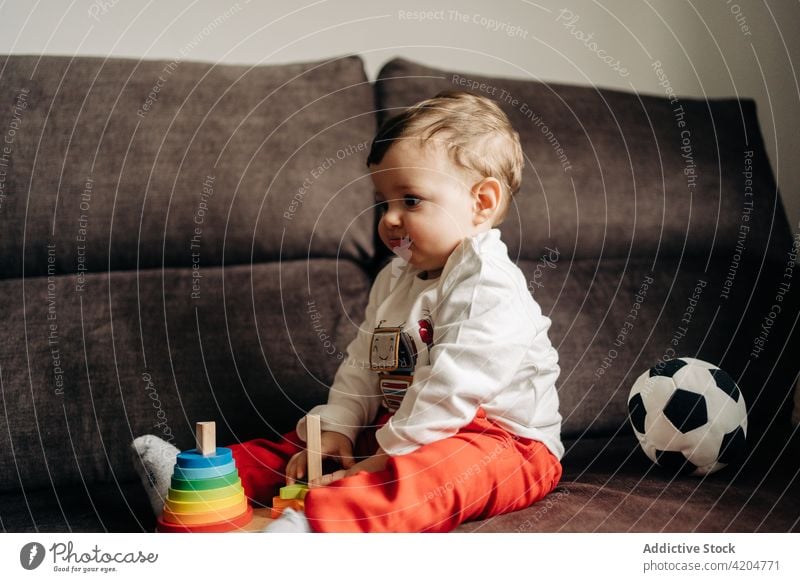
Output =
[{"x1": 377, "y1": 222, "x2": 389, "y2": 242}]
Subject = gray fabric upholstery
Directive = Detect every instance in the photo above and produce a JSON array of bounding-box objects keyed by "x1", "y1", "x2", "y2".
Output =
[
  {"x1": 0, "y1": 481, "x2": 155, "y2": 533},
  {"x1": 520, "y1": 256, "x2": 798, "y2": 438},
  {"x1": 0, "y1": 55, "x2": 376, "y2": 279},
  {"x1": 0, "y1": 260, "x2": 370, "y2": 492},
  {"x1": 456, "y1": 434, "x2": 800, "y2": 532}
]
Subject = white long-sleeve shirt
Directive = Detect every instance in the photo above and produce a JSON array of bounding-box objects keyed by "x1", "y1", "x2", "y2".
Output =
[{"x1": 297, "y1": 229, "x2": 564, "y2": 460}]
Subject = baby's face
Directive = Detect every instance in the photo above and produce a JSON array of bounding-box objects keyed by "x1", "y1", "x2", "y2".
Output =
[{"x1": 371, "y1": 141, "x2": 481, "y2": 275}]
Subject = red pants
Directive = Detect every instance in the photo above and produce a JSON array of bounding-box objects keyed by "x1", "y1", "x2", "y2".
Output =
[{"x1": 227, "y1": 410, "x2": 562, "y2": 532}]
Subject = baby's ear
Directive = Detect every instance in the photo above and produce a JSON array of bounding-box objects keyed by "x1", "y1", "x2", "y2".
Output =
[{"x1": 472, "y1": 178, "x2": 503, "y2": 225}]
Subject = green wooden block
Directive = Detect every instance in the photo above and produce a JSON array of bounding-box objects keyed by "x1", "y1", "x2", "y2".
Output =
[{"x1": 279, "y1": 484, "x2": 309, "y2": 500}]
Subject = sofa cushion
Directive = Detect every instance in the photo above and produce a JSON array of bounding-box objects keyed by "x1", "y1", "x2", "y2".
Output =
[
  {"x1": 0, "y1": 480, "x2": 154, "y2": 533},
  {"x1": 0, "y1": 259, "x2": 370, "y2": 492},
  {"x1": 519, "y1": 255, "x2": 798, "y2": 439},
  {"x1": 0, "y1": 54, "x2": 376, "y2": 279},
  {"x1": 5, "y1": 433, "x2": 795, "y2": 533},
  {"x1": 374, "y1": 58, "x2": 792, "y2": 265},
  {"x1": 456, "y1": 434, "x2": 800, "y2": 532}
]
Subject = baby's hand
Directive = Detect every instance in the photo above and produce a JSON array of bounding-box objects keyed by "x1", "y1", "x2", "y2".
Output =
[
  {"x1": 320, "y1": 447, "x2": 389, "y2": 485},
  {"x1": 286, "y1": 430, "x2": 355, "y2": 485}
]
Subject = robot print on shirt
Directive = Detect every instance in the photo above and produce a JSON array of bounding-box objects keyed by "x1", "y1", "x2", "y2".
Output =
[{"x1": 369, "y1": 317, "x2": 434, "y2": 412}]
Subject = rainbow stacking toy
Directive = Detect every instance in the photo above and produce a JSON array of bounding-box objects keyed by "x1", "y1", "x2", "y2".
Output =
[{"x1": 157, "y1": 421, "x2": 253, "y2": 533}]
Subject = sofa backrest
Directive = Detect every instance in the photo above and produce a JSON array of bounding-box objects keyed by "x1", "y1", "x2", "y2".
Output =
[
  {"x1": 0, "y1": 54, "x2": 375, "y2": 279},
  {"x1": 375, "y1": 59, "x2": 790, "y2": 265}
]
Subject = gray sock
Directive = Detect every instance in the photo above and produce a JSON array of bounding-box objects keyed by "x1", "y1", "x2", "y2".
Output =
[
  {"x1": 263, "y1": 508, "x2": 312, "y2": 533},
  {"x1": 130, "y1": 434, "x2": 179, "y2": 516}
]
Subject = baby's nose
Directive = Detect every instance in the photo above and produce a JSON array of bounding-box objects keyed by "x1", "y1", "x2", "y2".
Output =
[{"x1": 382, "y1": 206, "x2": 402, "y2": 226}]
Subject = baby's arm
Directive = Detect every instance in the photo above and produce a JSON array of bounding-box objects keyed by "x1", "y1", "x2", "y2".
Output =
[{"x1": 295, "y1": 267, "x2": 392, "y2": 447}]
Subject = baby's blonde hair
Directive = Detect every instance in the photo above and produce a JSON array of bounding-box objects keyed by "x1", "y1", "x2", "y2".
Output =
[{"x1": 367, "y1": 90, "x2": 524, "y2": 224}]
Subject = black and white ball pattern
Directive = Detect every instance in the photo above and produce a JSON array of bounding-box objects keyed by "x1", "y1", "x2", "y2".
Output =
[{"x1": 627, "y1": 357, "x2": 747, "y2": 476}]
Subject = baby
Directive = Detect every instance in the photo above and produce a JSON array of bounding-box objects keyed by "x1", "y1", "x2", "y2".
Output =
[{"x1": 133, "y1": 91, "x2": 563, "y2": 532}]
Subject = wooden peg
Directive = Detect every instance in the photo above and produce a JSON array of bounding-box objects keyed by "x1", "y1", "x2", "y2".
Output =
[
  {"x1": 306, "y1": 414, "x2": 322, "y2": 487},
  {"x1": 196, "y1": 421, "x2": 216, "y2": 456}
]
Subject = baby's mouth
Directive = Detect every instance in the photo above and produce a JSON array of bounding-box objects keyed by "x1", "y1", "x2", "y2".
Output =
[{"x1": 389, "y1": 236, "x2": 413, "y2": 262}]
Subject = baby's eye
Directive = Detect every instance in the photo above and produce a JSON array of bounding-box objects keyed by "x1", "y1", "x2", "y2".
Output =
[
  {"x1": 403, "y1": 196, "x2": 421, "y2": 208},
  {"x1": 375, "y1": 200, "x2": 388, "y2": 213}
]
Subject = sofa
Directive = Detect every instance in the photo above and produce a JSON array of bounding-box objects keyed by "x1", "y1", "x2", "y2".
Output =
[{"x1": 1, "y1": 53, "x2": 797, "y2": 533}]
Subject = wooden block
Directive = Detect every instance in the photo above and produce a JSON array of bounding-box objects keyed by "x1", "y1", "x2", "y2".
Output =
[
  {"x1": 279, "y1": 484, "x2": 309, "y2": 500},
  {"x1": 272, "y1": 497, "x2": 306, "y2": 510},
  {"x1": 271, "y1": 496, "x2": 294, "y2": 510},
  {"x1": 196, "y1": 421, "x2": 216, "y2": 456},
  {"x1": 268, "y1": 496, "x2": 305, "y2": 520},
  {"x1": 306, "y1": 414, "x2": 322, "y2": 487}
]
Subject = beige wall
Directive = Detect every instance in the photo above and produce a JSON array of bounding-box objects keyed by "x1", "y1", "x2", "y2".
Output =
[{"x1": 2, "y1": 0, "x2": 798, "y2": 230}]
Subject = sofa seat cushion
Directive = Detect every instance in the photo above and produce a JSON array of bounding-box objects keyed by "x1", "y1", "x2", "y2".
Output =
[
  {"x1": 0, "y1": 480, "x2": 154, "y2": 533},
  {"x1": 456, "y1": 434, "x2": 800, "y2": 532},
  {"x1": 5, "y1": 434, "x2": 796, "y2": 533},
  {"x1": 0, "y1": 259, "x2": 370, "y2": 493}
]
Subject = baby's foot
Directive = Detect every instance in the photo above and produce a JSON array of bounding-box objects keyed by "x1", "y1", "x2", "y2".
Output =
[
  {"x1": 130, "y1": 434, "x2": 179, "y2": 516},
  {"x1": 263, "y1": 508, "x2": 312, "y2": 533}
]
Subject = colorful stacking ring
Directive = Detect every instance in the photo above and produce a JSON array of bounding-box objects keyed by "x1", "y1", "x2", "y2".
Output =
[
  {"x1": 170, "y1": 473, "x2": 240, "y2": 491},
  {"x1": 156, "y1": 505, "x2": 253, "y2": 534},
  {"x1": 168, "y1": 484, "x2": 244, "y2": 503},
  {"x1": 164, "y1": 492, "x2": 244, "y2": 514},
  {"x1": 171, "y1": 460, "x2": 236, "y2": 480},
  {"x1": 161, "y1": 498, "x2": 248, "y2": 525},
  {"x1": 176, "y1": 447, "x2": 233, "y2": 468}
]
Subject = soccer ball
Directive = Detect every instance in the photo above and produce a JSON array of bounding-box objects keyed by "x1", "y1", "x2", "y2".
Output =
[{"x1": 627, "y1": 357, "x2": 747, "y2": 476}]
